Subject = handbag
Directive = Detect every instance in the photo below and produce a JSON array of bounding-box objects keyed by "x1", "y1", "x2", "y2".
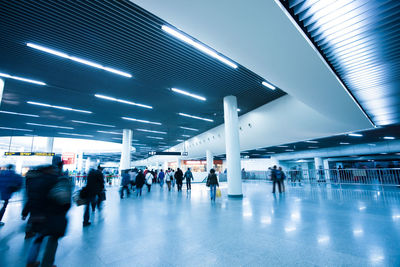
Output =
[
  {"x1": 216, "y1": 188, "x2": 221, "y2": 198},
  {"x1": 73, "y1": 190, "x2": 87, "y2": 206}
]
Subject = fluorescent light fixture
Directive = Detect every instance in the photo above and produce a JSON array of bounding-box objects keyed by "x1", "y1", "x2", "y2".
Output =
[
  {"x1": 0, "y1": 126, "x2": 33, "y2": 132},
  {"x1": 26, "y1": 122, "x2": 73, "y2": 130},
  {"x1": 277, "y1": 145, "x2": 288, "y2": 148},
  {"x1": 179, "y1": 126, "x2": 198, "y2": 131},
  {"x1": 146, "y1": 136, "x2": 164, "y2": 140},
  {"x1": 267, "y1": 152, "x2": 275, "y2": 154},
  {"x1": 285, "y1": 149, "x2": 294, "y2": 152},
  {"x1": 171, "y1": 88, "x2": 206, "y2": 101},
  {"x1": 122, "y1": 117, "x2": 161, "y2": 125},
  {"x1": 348, "y1": 133, "x2": 363, "y2": 137},
  {"x1": 0, "y1": 110, "x2": 39, "y2": 117},
  {"x1": 162, "y1": 25, "x2": 238, "y2": 69},
  {"x1": 384, "y1": 136, "x2": 395, "y2": 140},
  {"x1": 380, "y1": 153, "x2": 388, "y2": 155},
  {"x1": 0, "y1": 72, "x2": 46, "y2": 85},
  {"x1": 58, "y1": 132, "x2": 93, "y2": 138},
  {"x1": 308, "y1": 146, "x2": 319, "y2": 149},
  {"x1": 95, "y1": 94, "x2": 152, "y2": 109},
  {"x1": 137, "y1": 129, "x2": 167, "y2": 134},
  {"x1": 27, "y1": 101, "x2": 92, "y2": 114},
  {"x1": 71, "y1": 120, "x2": 115, "y2": 128},
  {"x1": 177, "y1": 139, "x2": 184, "y2": 142},
  {"x1": 340, "y1": 142, "x2": 350, "y2": 145},
  {"x1": 182, "y1": 134, "x2": 191, "y2": 138},
  {"x1": 97, "y1": 130, "x2": 122, "y2": 135},
  {"x1": 26, "y1": 43, "x2": 132, "y2": 78},
  {"x1": 112, "y1": 137, "x2": 122, "y2": 140},
  {"x1": 305, "y1": 140, "x2": 318, "y2": 143},
  {"x1": 178, "y1": 112, "x2": 213, "y2": 122},
  {"x1": 237, "y1": 108, "x2": 241, "y2": 112},
  {"x1": 262, "y1": 81, "x2": 276, "y2": 90}
]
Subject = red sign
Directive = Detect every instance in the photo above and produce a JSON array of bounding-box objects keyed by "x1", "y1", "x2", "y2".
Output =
[{"x1": 62, "y1": 152, "x2": 75, "y2": 165}]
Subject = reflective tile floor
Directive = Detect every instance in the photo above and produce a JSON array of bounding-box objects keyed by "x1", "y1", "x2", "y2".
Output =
[{"x1": 1, "y1": 182, "x2": 400, "y2": 266}]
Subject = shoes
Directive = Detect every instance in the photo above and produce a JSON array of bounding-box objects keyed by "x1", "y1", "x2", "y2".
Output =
[
  {"x1": 0, "y1": 222, "x2": 5, "y2": 226},
  {"x1": 83, "y1": 222, "x2": 91, "y2": 227},
  {"x1": 26, "y1": 261, "x2": 40, "y2": 267}
]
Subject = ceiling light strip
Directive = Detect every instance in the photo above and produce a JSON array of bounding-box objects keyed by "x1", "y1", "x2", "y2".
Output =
[
  {"x1": 136, "y1": 129, "x2": 167, "y2": 134},
  {"x1": 146, "y1": 136, "x2": 164, "y2": 140},
  {"x1": 262, "y1": 81, "x2": 276, "y2": 90},
  {"x1": 95, "y1": 94, "x2": 152, "y2": 109},
  {"x1": 58, "y1": 132, "x2": 93, "y2": 138},
  {"x1": 122, "y1": 117, "x2": 161, "y2": 125},
  {"x1": 171, "y1": 88, "x2": 206, "y2": 101},
  {"x1": 71, "y1": 120, "x2": 115, "y2": 128},
  {"x1": 0, "y1": 126, "x2": 33, "y2": 132},
  {"x1": 178, "y1": 112, "x2": 213, "y2": 122},
  {"x1": 27, "y1": 43, "x2": 132, "y2": 78},
  {"x1": 179, "y1": 126, "x2": 199, "y2": 131},
  {"x1": 0, "y1": 72, "x2": 46, "y2": 85},
  {"x1": 162, "y1": 25, "x2": 238, "y2": 69},
  {"x1": 0, "y1": 110, "x2": 39, "y2": 117},
  {"x1": 27, "y1": 101, "x2": 92, "y2": 114},
  {"x1": 97, "y1": 130, "x2": 122, "y2": 135},
  {"x1": 26, "y1": 122, "x2": 73, "y2": 130}
]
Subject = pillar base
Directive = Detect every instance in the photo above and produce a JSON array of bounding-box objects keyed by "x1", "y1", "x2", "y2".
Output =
[{"x1": 228, "y1": 194, "x2": 243, "y2": 198}]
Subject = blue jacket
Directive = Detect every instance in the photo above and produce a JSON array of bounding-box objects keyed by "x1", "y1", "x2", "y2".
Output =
[
  {"x1": 158, "y1": 171, "x2": 165, "y2": 180},
  {"x1": 0, "y1": 170, "x2": 22, "y2": 200}
]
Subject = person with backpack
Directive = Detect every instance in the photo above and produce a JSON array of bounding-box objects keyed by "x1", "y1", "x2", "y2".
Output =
[
  {"x1": 0, "y1": 164, "x2": 23, "y2": 226},
  {"x1": 145, "y1": 170, "x2": 153, "y2": 192},
  {"x1": 175, "y1": 168, "x2": 184, "y2": 192},
  {"x1": 206, "y1": 169, "x2": 219, "y2": 202},
  {"x1": 23, "y1": 156, "x2": 71, "y2": 267},
  {"x1": 82, "y1": 165, "x2": 105, "y2": 226},
  {"x1": 184, "y1": 168, "x2": 194, "y2": 191}
]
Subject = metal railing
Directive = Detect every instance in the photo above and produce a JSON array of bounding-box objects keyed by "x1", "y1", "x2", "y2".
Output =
[{"x1": 241, "y1": 168, "x2": 400, "y2": 187}]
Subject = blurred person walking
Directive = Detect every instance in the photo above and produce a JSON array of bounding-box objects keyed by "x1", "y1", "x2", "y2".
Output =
[
  {"x1": 158, "y1": 169, "x2": 165, "y2": 188},
  {"x1": 171, "y1": 169, "x2": 175, "y2": 189},
  {"x1": 120, "y1": 170, "x2": 130, "y2": 199},
  {"x1": 278, "y1": 167, "x2": 286, "y2": 192},
  {"x1": 135, "y1": 170, "x2": 145, "y2": 196},
  {"x1": 0, "y1": 164, "x2": 22, "y2": 226},
  {"x1": 271, "y1": 165, "x2": 282, "y2": 194},
  {"x1": 184, "y1": 168, "x2": 194, "y2": 191},
  {"x1": 175, "y1": 168, "x2": 184, "y2": 192},
  {"x1": 206, "y1": 169, "x2": 219, "y2": 202},
  {"x1": 165, "y1": 168, "x2": 172, "y2": 191},
  {"x1": 145, "y1": 170, "x2": 153, "y2": 192},
  {"x1": 23, "y1": 157, "x2": 71, "y2": 267},
  {"x1": 82, "y1": 165, "x2": 105, "y2": 226}
]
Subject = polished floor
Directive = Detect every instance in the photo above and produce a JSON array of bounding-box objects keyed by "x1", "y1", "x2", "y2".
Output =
[{"x1": 1, "y1": 181, "x2": 400, "y2": 266}]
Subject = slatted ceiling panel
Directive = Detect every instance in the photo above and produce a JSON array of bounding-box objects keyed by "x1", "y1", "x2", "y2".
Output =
[
  {"x1": 280, "y1": 0, "x2": 400, "y2": 126},
  {"x1": 0, "y1": 1, "x2": 285, "y2": 157}
]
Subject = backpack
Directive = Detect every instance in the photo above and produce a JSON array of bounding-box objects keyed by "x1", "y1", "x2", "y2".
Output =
[{"x1": 48, "y1": 176, "x2": 72, "y2": 205}]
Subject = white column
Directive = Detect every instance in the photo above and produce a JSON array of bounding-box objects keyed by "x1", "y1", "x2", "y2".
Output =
[
  {"x1": 223, "y1": 95, "x2": 242, "y2": 197},
  {"x1": 120, "y1": 129, "x2": 132, "y2": 170},
  {"x1": 77, "y1": 152, "x2": 83, "y2": 171},
  {"x1": 0, "y1": 79, "x2": 4, "y2": 107},
  {"x1": 323, "y1": 159, "x2": 331, "y2": 180},
  {"x1": 45, "y1": 137, "x2": 54, "y2": 164},
  {"x1": 85, "y1": 157, "x2": 91, "y2": 173},
  {"x1": 206, "y1": 149, "x2": 213, "y2": 172},
  {"x1": 314, "y1": 157, "x2": 323, "y2": 180},
  {"x1": 177, "y1": 157, "x2": 181, "y2": 169}
]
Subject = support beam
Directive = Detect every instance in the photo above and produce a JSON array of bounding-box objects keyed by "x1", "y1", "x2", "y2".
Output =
[
  {"x1": 206, "y1": 149, "x2": 213, "y2": 173},
  {"x1": 223, "y1": 95, "x2": 242, "y2": 197}
]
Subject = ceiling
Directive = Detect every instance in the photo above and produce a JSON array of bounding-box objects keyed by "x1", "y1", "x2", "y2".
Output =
[
  {"x1": 0, "y1": 0, "x2": 285, "y2": 159},
  {"x1": 280, "y1": 0, "x2": 400, "y2": 126},
  {"x1": 241, "y1": 124, "x2": 400, "y2": 158}
]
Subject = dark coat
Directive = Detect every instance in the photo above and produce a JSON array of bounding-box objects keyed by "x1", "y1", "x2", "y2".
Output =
[
  {"x1": 22, "y1": 166, "x2": 71, "y2": 237},
  {"x1": 175, "y1": 169, "x2": 184, "y2": 184},
  {"x1": 135, "y1": 172, "x2": 145, "y2": 188},
  {"x1": 0, "y1": 170, "x2": 22, "y2": 200},
  {"x1": 207, "y1": 173, "x2": 219, "y2": 186},
  {"x1": 84, "y1": 169, "x2": 104, "y2": 197}
]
